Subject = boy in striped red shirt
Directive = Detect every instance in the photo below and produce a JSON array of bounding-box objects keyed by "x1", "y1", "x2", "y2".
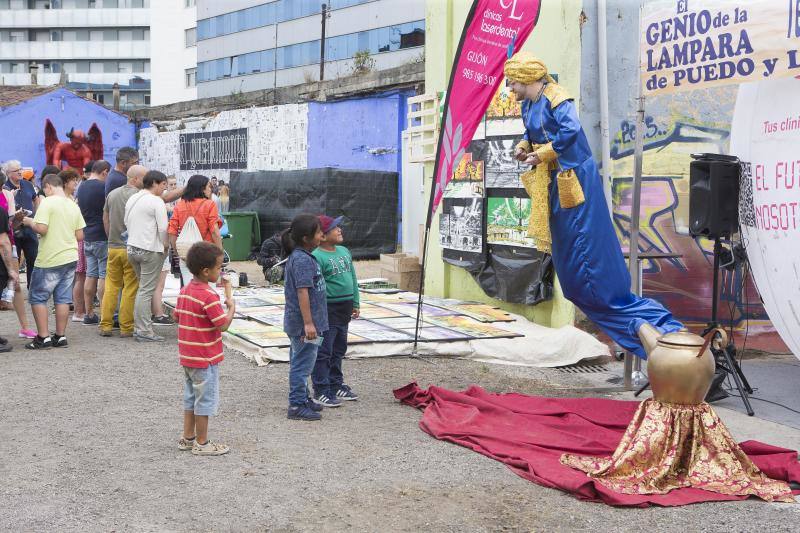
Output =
[{"x1": 175, "y1": 241, "x2": 235, "y2": 456}]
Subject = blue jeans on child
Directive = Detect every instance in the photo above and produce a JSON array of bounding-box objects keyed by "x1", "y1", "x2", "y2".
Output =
[
  {"x1": 288, "y1": 336, "x2": 321, "y2": 406},
  {"x1": 312, "y1": 323, "x2": 348, "y2": 397}
]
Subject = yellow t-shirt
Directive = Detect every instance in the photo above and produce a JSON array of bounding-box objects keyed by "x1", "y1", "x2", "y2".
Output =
[{"x1": 33, "y1": 195, "x2": 86, "y2": 269}]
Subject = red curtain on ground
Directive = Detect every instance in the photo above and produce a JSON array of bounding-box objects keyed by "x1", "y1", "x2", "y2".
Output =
[{"x1": 394, "y1": 382, "x2": 800, "y2": 507}]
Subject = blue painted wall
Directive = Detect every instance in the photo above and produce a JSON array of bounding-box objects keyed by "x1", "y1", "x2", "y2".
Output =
[
  {"x1": 307, "y1": 89, "x2": 414, "y2": 244},
  {"x1": 307, "y1": 89, "x2": 413, "y2": 173},
  {"x1": 0, "y1": 88, "x2": 136, "y2": 175}
]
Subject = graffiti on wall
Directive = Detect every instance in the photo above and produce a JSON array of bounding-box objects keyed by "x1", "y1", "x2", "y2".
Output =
[
  {"x1": 138, "y1": 103, "x2": 308, "y2": 185},
  {"x1": 608, "y1": 87, "x2": 785, "y2": 352}
]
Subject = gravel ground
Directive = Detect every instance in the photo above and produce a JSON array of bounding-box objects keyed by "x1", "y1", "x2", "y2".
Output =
[{"x1": 2, "y1": 303, "x2": 798, "y2": 532}]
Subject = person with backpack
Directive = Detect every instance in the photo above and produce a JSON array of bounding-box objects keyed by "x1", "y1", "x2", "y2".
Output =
[{"x1": 168, "y1": 175, "x2": 223, "y2": 287}]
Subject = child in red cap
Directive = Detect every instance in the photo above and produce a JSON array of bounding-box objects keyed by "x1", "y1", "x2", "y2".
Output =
[{"x1": 310, "y1": 214, "x2": 360, "y2": 407}]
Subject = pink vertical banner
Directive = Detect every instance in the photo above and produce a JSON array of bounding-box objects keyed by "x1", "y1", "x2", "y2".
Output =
[{"x1": 427, "y1": 0, "x2": 542, "y2": 225}]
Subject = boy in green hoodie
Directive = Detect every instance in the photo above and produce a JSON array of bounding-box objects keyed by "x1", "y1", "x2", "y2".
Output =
[{"x1": 311, "y1": 215, "x2": 360, "y2": 407}]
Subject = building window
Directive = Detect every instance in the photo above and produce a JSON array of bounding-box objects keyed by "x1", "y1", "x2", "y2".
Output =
[
  {"x1": 194, "y1": 19, "x2": 424, "y2": 82},
  {"x1": 144, "y1": 94, "x2": 150, "y2": 105},
  {"x1": 185, "y1": 27, "x2": 196, "y2": 47},
  {"x1": 184, "y1": 0, "x2": 195, "y2": 6},
  {"x1": 185, "y1": 67, "x2": 196, "y2": 87},
  {"x1": 93, "y1": 93, "x2": 105, "y2": 104}
]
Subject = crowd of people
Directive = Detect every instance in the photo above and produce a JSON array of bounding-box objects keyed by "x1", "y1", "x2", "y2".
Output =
[
  {"x1": 0, "y1": 147, "x2": 226, "y2": 349},
  {"x1": 0, "y1": 150, "x2": 362, "y2": 456}
]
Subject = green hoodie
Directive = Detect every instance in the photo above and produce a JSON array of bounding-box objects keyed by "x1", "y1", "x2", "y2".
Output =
[{"x1": 312, "y1": 245, "x2": 360, "y2": 308}]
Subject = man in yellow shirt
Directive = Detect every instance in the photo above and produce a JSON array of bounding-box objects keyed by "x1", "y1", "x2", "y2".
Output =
[{"x1": 21, "y1": 174, "x2": 86, "y2": 350}]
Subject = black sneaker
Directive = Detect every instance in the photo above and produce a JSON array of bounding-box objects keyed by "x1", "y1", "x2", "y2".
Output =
[
  {"x1": 25, "y1": 335, "x2": 52, "y2": 350},
  {"x1": 287, "y1": 404, "x2": 321, "y2": 421},
  {"x1": 83, "y1": 314, "x2": 99, "y2": 325},
  {"x1": 312, "y1": 393, "x2": 341, "y2": 408},
  {"x1": 152, "y1": 315, "x2": 175, "y2": 326},
  {"x1": 51, "y1": 334, "x2": 68, "y2": 348},
  {"x1": 336, "y1": 384, "x2": 359, "y2": 401},
  {"x1": 305, "y1": 398, "x2": 323, "y2": 412}
]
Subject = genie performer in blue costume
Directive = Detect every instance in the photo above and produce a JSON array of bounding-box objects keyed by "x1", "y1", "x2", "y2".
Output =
[{"x1": 504, "y1": 52, "x2": 682, "y2": 358}]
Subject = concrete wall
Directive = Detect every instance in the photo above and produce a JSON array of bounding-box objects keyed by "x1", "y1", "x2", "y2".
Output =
[
  {"x1": 0, "y1": 88, "x2": 136, "y2": 174},
  {"x1": 578, "y1": 0, "x2": 783, "y2": 352},
  {"x1": 420, "y1": 0, "x2": 584, "y2": 328}
]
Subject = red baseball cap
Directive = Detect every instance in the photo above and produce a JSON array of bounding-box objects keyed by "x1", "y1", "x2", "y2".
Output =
[{"x1": 319, "y1": 215, "x2": 344, "y2": 234}]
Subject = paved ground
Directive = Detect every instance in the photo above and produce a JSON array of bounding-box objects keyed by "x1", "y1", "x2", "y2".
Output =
[{"x1": 2, "y1": 291, "x2": 799, "y2": 531}]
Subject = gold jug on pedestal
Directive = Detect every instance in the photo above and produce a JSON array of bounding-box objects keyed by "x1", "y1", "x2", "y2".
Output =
[{"x1": 636, "y1": 324, "x2": 726, "y2": 405}]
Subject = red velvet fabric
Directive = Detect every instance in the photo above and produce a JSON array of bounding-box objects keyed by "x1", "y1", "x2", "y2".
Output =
[{"x1": 394, "y1": 382, "x2": 800, "y2": 507}]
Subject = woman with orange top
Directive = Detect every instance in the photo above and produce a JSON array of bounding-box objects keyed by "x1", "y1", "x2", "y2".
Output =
[{"x1": 168, "y1": 174, "x2": 223, "y2": 285}]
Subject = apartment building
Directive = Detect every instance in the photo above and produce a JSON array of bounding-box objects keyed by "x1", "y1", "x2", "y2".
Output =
[
  {"x1": 195, "y1": 0, "x2": 426, "y2": 98},
  {"x1": 0, "y1": 0, "x2": 151, "y2": 110},
  {"x1": 149, "y1": 0, "x2": 196, "y2": 105}
]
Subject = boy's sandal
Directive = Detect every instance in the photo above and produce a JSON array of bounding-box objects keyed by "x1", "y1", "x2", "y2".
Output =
[{"x1": 191, "y1": 440, "x2": 230, "y2": 456}]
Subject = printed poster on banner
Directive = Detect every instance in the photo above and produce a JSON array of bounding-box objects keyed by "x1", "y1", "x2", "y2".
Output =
[
  {"x1": 730, "y1": 76, "x2": 800, "y2": 360},
  {"x1": 641, "y1": 0, "x2": 800, "y2": 96},
  {"x1": 428, "y1": 0, "x2": 542, "y2": 221}
]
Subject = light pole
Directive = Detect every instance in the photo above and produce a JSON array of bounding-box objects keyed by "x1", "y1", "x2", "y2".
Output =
[{"x1": 319, "y1": 3, "x2": 330, "y2": 81}]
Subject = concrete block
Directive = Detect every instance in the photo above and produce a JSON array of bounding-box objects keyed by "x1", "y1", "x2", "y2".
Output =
[{"x1": 380, "y1": 268, "x2": 422, "y2": 292}]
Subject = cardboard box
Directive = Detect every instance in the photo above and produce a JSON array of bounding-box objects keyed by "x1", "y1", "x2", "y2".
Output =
[
  {"x1": 380, "y1": 268, "x2": 422, "y2": 292},
  {"x1": 380, "y1": 253, "x2": 421, "y2": 273}
]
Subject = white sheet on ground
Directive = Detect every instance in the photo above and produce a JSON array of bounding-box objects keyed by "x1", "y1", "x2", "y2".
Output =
[{"x1": 223, "y1": 311, "x2": 609, "y2": 368}]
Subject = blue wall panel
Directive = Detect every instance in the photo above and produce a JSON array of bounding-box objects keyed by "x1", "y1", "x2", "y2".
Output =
[
  {"x1": 307, "y1": 90, "x2": 413, "y2": 173},
  {"x1": 0, "y1": 88, "x2": 136, "y2": 175}
]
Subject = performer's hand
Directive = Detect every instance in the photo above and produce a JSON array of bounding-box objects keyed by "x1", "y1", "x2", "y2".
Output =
[
  {"x1": 524, "y1": 153, "x2": 542, "y2": 166},
  {"x1": 514, "y1": 147, "x2": 528, "y2": 162}
]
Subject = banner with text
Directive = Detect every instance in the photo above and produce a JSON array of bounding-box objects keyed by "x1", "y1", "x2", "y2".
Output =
[
  {"x1": 641, "y1": 0, "x2": 800, "y2": 95},
  {"x1": 427, "y1": 0, "x2": 541, "y2": 224},
  {"x1": 730, "y1": 76, "x2": 800, "y2": 360},
  {"x1": 179, "y1": 128, "x2": 248, "y2": 171}
]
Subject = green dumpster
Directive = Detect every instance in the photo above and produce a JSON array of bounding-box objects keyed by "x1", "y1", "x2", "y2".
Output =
[{"x1": 221, "y1": 211, "x2": 261, "y2": 261}]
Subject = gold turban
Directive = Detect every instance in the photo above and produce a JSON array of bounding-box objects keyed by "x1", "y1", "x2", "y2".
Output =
[{"x1": 504, "y1": 51, "x2": 556, "y2": 85}]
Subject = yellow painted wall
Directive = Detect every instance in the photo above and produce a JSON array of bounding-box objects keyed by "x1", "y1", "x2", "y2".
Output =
[{"x1": 422, "y1": 0, "x2": 583, "y2": 327}]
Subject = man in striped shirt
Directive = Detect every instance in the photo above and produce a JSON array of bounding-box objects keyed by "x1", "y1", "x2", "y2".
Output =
[{"x1": 174, "y1": 242, "x2": 235, "y2": 456}]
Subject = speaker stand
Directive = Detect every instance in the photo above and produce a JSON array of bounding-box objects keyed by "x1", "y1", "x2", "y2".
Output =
[{"x1": 635, "y1": 237, "x2": 754, "y2": 416}]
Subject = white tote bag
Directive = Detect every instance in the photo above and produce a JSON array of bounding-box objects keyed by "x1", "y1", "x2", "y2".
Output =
[{"x1": 175, "y1": 202, "x2": 205, "y2": 260}]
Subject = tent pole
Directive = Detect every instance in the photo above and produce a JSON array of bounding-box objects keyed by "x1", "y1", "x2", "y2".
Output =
[
  {"x1": 411, "y1": 219, "x2": 436, "y2": 364},
  {"x1": 625, "y1": 23, "x2": 646, "y2": 389}
]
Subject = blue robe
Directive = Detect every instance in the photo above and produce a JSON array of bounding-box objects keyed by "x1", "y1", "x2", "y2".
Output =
[{"x1": 521, "y1": 90, "x2": 683, "y2": 358}]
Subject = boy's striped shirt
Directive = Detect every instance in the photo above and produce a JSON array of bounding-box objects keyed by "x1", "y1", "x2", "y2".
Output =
[{"x1": 175, "y1": 280, "x2": 226, "y2": 368}]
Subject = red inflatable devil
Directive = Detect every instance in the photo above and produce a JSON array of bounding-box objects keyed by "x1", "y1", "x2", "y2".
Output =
[{"x1": 44, "y1": 119, "x2": 104, "y2": 175}]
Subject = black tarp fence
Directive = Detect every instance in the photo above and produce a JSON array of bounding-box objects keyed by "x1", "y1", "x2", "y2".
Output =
[{"x1": 229, "y1": 168, "x2": 398, "y2": 259}]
